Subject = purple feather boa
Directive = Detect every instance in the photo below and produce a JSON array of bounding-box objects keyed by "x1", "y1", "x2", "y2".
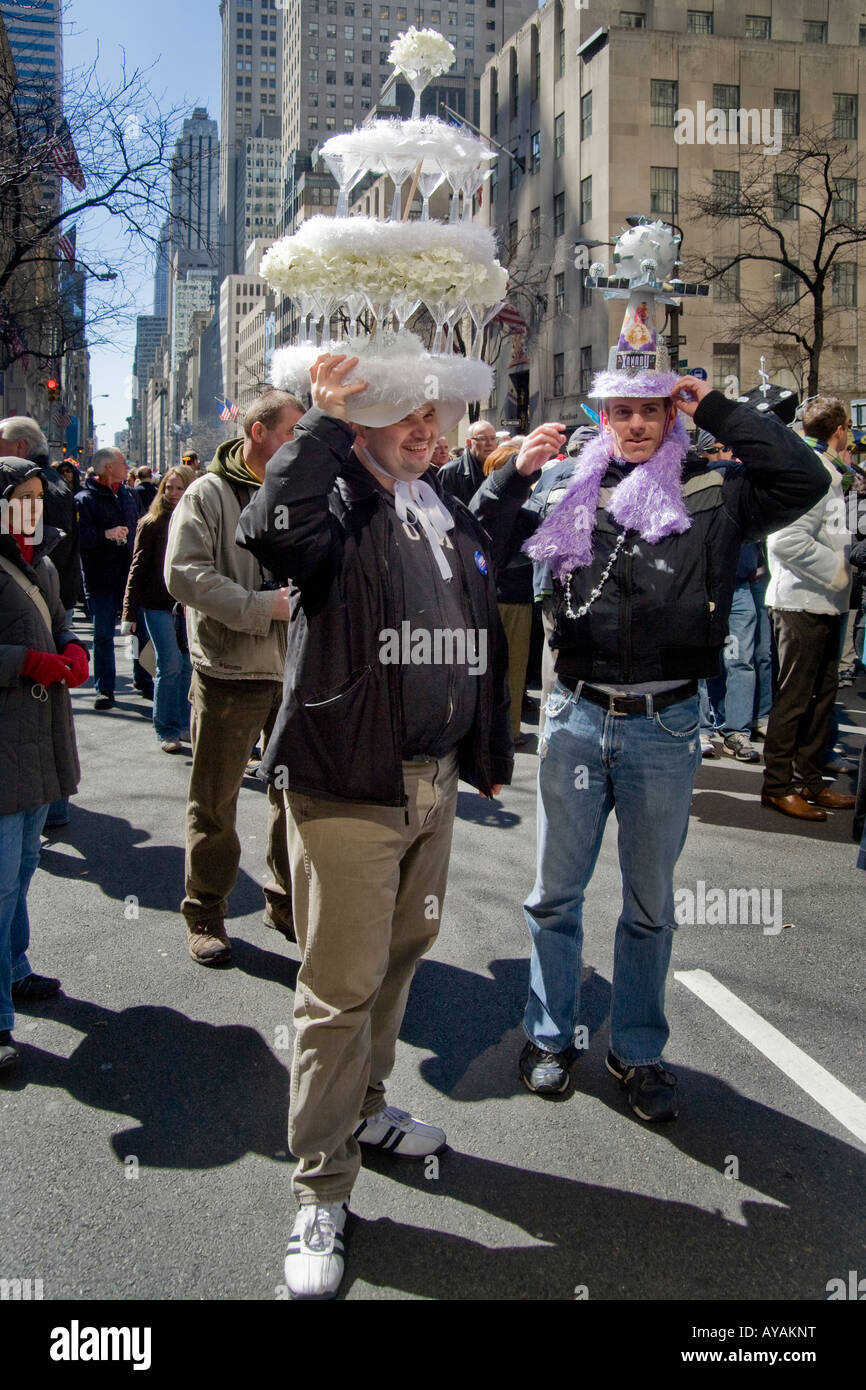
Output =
[{"x1": 524, "y1": 416, "x2": 692, "y2": 582}]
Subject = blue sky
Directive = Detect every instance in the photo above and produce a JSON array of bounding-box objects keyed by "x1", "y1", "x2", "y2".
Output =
[{"x1": 64, "y1": 1, "x2": 222, "y2": 447}]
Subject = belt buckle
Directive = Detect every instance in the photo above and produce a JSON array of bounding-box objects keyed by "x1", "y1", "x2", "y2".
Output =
[{"x1": 608, "y1": 692, "x2": 628, "y2": 716}]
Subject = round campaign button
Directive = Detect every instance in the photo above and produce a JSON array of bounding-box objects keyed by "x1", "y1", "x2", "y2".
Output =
[{"x1": 474, "y1": 549, "x2": 488, "y2": 575}]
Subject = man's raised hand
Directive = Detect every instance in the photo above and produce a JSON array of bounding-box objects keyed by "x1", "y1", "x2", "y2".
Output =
[
  {"x1": 670, "y1": 376, "x2": 713, "y2": 419},
  {"x1": 514, "y1": 423, "x2": 567, "y2": 477},
  {"x1": 309, "y1": 353, "x2": 369, "y2": 421}
]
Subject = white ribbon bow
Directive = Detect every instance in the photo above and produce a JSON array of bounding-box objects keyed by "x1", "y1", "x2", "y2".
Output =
[{"x1": 360, "y1": 448, "x2": 455, "y2": 581}]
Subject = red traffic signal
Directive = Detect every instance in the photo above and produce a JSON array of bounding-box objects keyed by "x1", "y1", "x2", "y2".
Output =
[{"x1": 45, "y1": 378, "x2": 60, "y2": 399}]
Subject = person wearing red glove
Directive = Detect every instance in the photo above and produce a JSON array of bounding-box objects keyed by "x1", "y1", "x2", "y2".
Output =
[{"x1": 0, "y1": 460, "x2": 82, "y2": 1070}]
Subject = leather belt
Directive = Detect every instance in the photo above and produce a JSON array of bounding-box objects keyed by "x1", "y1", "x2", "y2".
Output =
[{"x1": 556, "y1": 678, "x2": 698, "y2": 716}]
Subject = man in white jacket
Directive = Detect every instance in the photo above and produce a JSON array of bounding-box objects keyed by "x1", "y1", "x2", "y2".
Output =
[{"x1": 761, "y1": 396, "x2": 855, "y2": 821}]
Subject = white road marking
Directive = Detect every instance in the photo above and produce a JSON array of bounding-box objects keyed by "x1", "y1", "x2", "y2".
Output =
[{"x1": 675, "y1": 968, "x2": 866, "y2": 1147}]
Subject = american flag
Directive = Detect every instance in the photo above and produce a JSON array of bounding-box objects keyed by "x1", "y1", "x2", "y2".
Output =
[
  {"x1": 219, "y1": 398, "x2": 240, "y2": 422},
  {"x1": 48, "y1": 120, "x2": 86, "y2": 193},
  {"x1": 58, "y1": 225, "x2": 76, "y2": 264},
  {"x1": 493, "y1": 302, "x2": 527, "y2": 335},
  {"x1": 52, "y1": 407, "x2": 72, "y2": 430}
]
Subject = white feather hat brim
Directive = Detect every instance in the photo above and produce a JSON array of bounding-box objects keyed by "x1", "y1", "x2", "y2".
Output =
[{"x1": 269, "y1": 334, "x2": 494, "y2": 431}]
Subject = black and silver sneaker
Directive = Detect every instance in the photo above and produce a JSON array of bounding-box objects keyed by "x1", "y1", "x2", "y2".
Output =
[
  {"x1": 606, "y1": 1050, "x2": 679, "y2": 1122},
  {"x1": 519, "y1": 1039, "x2": 576, "y2": 1095}
]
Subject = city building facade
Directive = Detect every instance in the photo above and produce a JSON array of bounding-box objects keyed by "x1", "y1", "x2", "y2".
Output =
[{"x1": 480, "y1": 0, "x2": 866, "y2": 431}]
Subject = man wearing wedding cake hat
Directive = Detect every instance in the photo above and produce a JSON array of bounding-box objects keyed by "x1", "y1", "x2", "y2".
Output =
[
  {"x1": 473, "y1": 219, "x2": 828, "y2": 1120},
  {"x1": 238, "y1": 336, "x2": 512, "y2": 1295}
]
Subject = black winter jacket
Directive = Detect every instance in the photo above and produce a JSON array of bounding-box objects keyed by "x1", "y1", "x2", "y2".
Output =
[
  {"x1": 236, "y1": 408, "x2": 513, "y2": 805},
  {"x1": 0, "y1": 530, "x2": 81, "y2": 813},
  {"x1": 39, "y1": 467, "x2": 81, "y2": 609},
  {"x1": 473, "y1": 392, "x2": 829, "y2": 684},
  {"x1": 76, "y1": 478, "x2": 140, "y2": 597},
  {"x1": 438, "y1": 446, "x2": 485, "y2": 508}
]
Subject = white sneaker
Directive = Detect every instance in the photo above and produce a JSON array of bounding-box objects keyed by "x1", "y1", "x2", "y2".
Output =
[
  {"x1": 284, "y1": 1201, "x2": 349, "y2": 1300},
  {"x1": 700, "y1": 736, "x2": 716, "y2": 758},
  {"x1": 354, "y1": 1104, "x2": 446, "y2": 1157}
]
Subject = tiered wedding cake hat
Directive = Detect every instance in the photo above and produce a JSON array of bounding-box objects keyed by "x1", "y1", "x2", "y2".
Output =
[{"x1": 263, "y1": 28, "x2": 505, "y2": 430}]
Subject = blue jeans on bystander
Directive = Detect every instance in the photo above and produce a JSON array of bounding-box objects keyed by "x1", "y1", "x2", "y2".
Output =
[
  {"x1": 0, "y1": 804, "x2": 49, "y2": 1030},
  {"x1": 524, "y1": 684, "x2": 701, "y2": 1065},
  {"x1": 142, "y1": 608, "x2": 192, "y2": 742}
]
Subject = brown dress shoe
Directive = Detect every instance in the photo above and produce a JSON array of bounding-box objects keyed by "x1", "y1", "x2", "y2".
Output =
[
  {"x1": 760, "y1": 791, "x2": 827, "y2": 822},
  {"x1": 187, "y1": 920, "x2": 232, "y2": 965},
  {"x1": 799, "y1": 786, "x2": 856, "y2": 810}
]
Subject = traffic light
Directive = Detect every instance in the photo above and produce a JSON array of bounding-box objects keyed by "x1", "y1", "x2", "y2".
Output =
[{"x1": 45, "y1": 378, "x2": 60, "y2": 400}]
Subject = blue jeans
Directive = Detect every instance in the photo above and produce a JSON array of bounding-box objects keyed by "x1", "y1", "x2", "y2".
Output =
[
  {"x1": 88, "y1": 590, "x2": 120, "y2": 696},
  {"x1": 720, "y1": 581, "x2": 773, "y2": 734},
  {"x1": 142, "y1": 609, "x2": 192, "y2": 742},
  {"x1": 0, "y1": 804, "x2": 48, "y2": 1030},
  {"x1": 524, "y1": 684, "x2": 701, "y2": 1064}
]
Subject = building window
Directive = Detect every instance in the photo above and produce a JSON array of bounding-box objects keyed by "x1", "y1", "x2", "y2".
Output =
[
  {"x1": 510, "y1": 51, "x2": 518, "y2": 117},
  {"x1": 490, "y1": 75, "x2": 498, "y2": 136},
  {"x1": 833, "y1": 94, "x2": 858, "y2": 140},
  {"x1": 557, "y1": 4, "x2": 565, "y2": 79},
  {"x1": 774, "y1": 266, "x2": 798, "y2": 305},
  {"x1": 581, "y1": 91, "x2": 592, "y2": 140},
  {"x1": 832, "y1": 177, "x2": 857, "y2": 226},
  {"x1": 774, "y1": 89, "x2": 800, "y2": 136},
  {"x1": 530, "y1": 206, "x2": 540, "y2": 249},
  {"x1": 554, "y1": 272, "x2": 565, "y2": 315},
  {"x1": 345, "y1": 48, "x2": 355, "y2": 62},
  {"x1": 713, "y1": 345, "x2": 740, "y2": 390},
  {"x1": 650, "y1": 166, "x2": 678, "y2": 217},
  {"x1": 579, "y1": 346, "x2": 592, "y2": 394},
  {"x1": 713, "y1": 258, "x2": 739, "y2": 303},
  {"x1": 713, "y1": 83, "x2": 739, "y2": 134},
  {"x1": 508, "y1": 219, "x2": 518, "y2": 259},
  {"x1": 344, "y1": 23, "x2": 354, "y2": 37},
  {"x1": 860, "y1": 24, "x2": 866, "y2": 44},
  {"x1": 687, "y1": 10, "x2": 713, "y2": 34},
  {"x1": 745, "y1": 13, "x2": 770, "y2": 37},
  {"x1": 531, "y1": 130, "x2": 541, "y2": 172},
  {"x1": 712, "y1": 168, "x2": 740, "y2": 213},
  {"x1": 832, "y1": 263, "x2": 857, "y2": 307},
  {"x1": 580, "y1": 174, "x2": 592, "y2": 223},
  {"x1": 651, "y1": 79, "x2": 678, "y2": 127},
  {"x1": 773, "y1": 172, "x2": 799, "y2": 220},
  {"x1": 619, "y1": 11, "x2": 646, "y2": 26},
  {"x1": 553, "y1": 353, "x2": 565, "y2": 397},
  {"x1": 581, "y1": 274, "x2": 593, "y2": 308},
  {"x1": 554, "y1": 112, "x2": 565, "y2": 159},
  {"x1": 326, "y1": 45, "x2": 336, "y2": 59},
  {"x1": 553, "y1": 190, "x2": 565, "y2": 237},
  {"x1": 509, "y1": 145, "x2": 520, "y2": 189},
  {"x1": 803, "y1": 20, "x2": 827, "y2": 43}
]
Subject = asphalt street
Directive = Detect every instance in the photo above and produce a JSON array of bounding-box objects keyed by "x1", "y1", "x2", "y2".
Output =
[{"x1": 3, "y1": 622, "x2": 865, "y2": 1309}]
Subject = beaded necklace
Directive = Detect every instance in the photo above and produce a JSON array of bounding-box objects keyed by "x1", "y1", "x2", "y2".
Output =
[{"x1": 563, "y1": 528, "x2": 629, "y2": 620}]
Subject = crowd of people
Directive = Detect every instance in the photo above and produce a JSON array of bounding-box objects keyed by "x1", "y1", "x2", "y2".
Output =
[{"x1": 0, "y1": 371, "x2": 861, "y2": 1299}]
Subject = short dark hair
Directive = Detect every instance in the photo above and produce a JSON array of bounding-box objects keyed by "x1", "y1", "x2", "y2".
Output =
[
  {"x1": 243, "y1": 391, "x2": 305, "y2": 438},
  {"x1": 802, "y1": 396, "x2": 847, "y2": 442}
]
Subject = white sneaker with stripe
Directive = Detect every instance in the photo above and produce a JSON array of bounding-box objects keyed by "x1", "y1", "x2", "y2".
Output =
[
  {"x1": 354, "y1": 1105, "x2": 446, "y2": 1156},
  {"x1": 284, "y1": 1201, "x2": 349, "y2": 1300}
]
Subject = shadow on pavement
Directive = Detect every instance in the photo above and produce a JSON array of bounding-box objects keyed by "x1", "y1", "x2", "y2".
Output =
[
  {"x1": 2, "y1": 995, "x2": 291, "y2": 1169},
  {"x1": 455, "y1": 791, "x2": 520, "y2": 828},
  {"x1": 36, "y1": 805, "x2": 269, "y2": 916},
  {"x1": 349, "y1": 1068, "x2": 866, "y2": 1299},
  {"x1": 401, "y1": 957, "x2": 610, "y2": 1099}
]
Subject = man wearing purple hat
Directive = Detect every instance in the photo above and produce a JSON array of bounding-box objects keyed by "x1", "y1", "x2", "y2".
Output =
[{"x1": 474, "y1": 222, "x2": 828, "y2": 1121}]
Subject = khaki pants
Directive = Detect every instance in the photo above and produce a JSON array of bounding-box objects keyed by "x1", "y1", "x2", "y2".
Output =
[
  {"x1": 183, "y1": 669, "x2": 292, "y2": 932},
  {"x1": 497, "y1": 601, "x2": 533, "y2": 738},
  {"x1": 286, "y1": 752, "x2": 459, "y2": 1203}
]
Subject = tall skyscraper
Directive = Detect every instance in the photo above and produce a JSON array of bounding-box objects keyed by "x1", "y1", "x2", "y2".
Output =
[
  {"x1": 170, "y1": 108, "x2": 220, "y2": 269},
  {"x1": 280, "y1": 0, "x2": 537, "y2": 164},
  {"x1": 153, "y1": 220, "x2": 170, "y2": 318},
  {"x1": 0, "y1": 0, "x2": 62, "y2": 111},
  {"x1": 219, "y1": 0, "x2": 283, "y2": 278}
]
